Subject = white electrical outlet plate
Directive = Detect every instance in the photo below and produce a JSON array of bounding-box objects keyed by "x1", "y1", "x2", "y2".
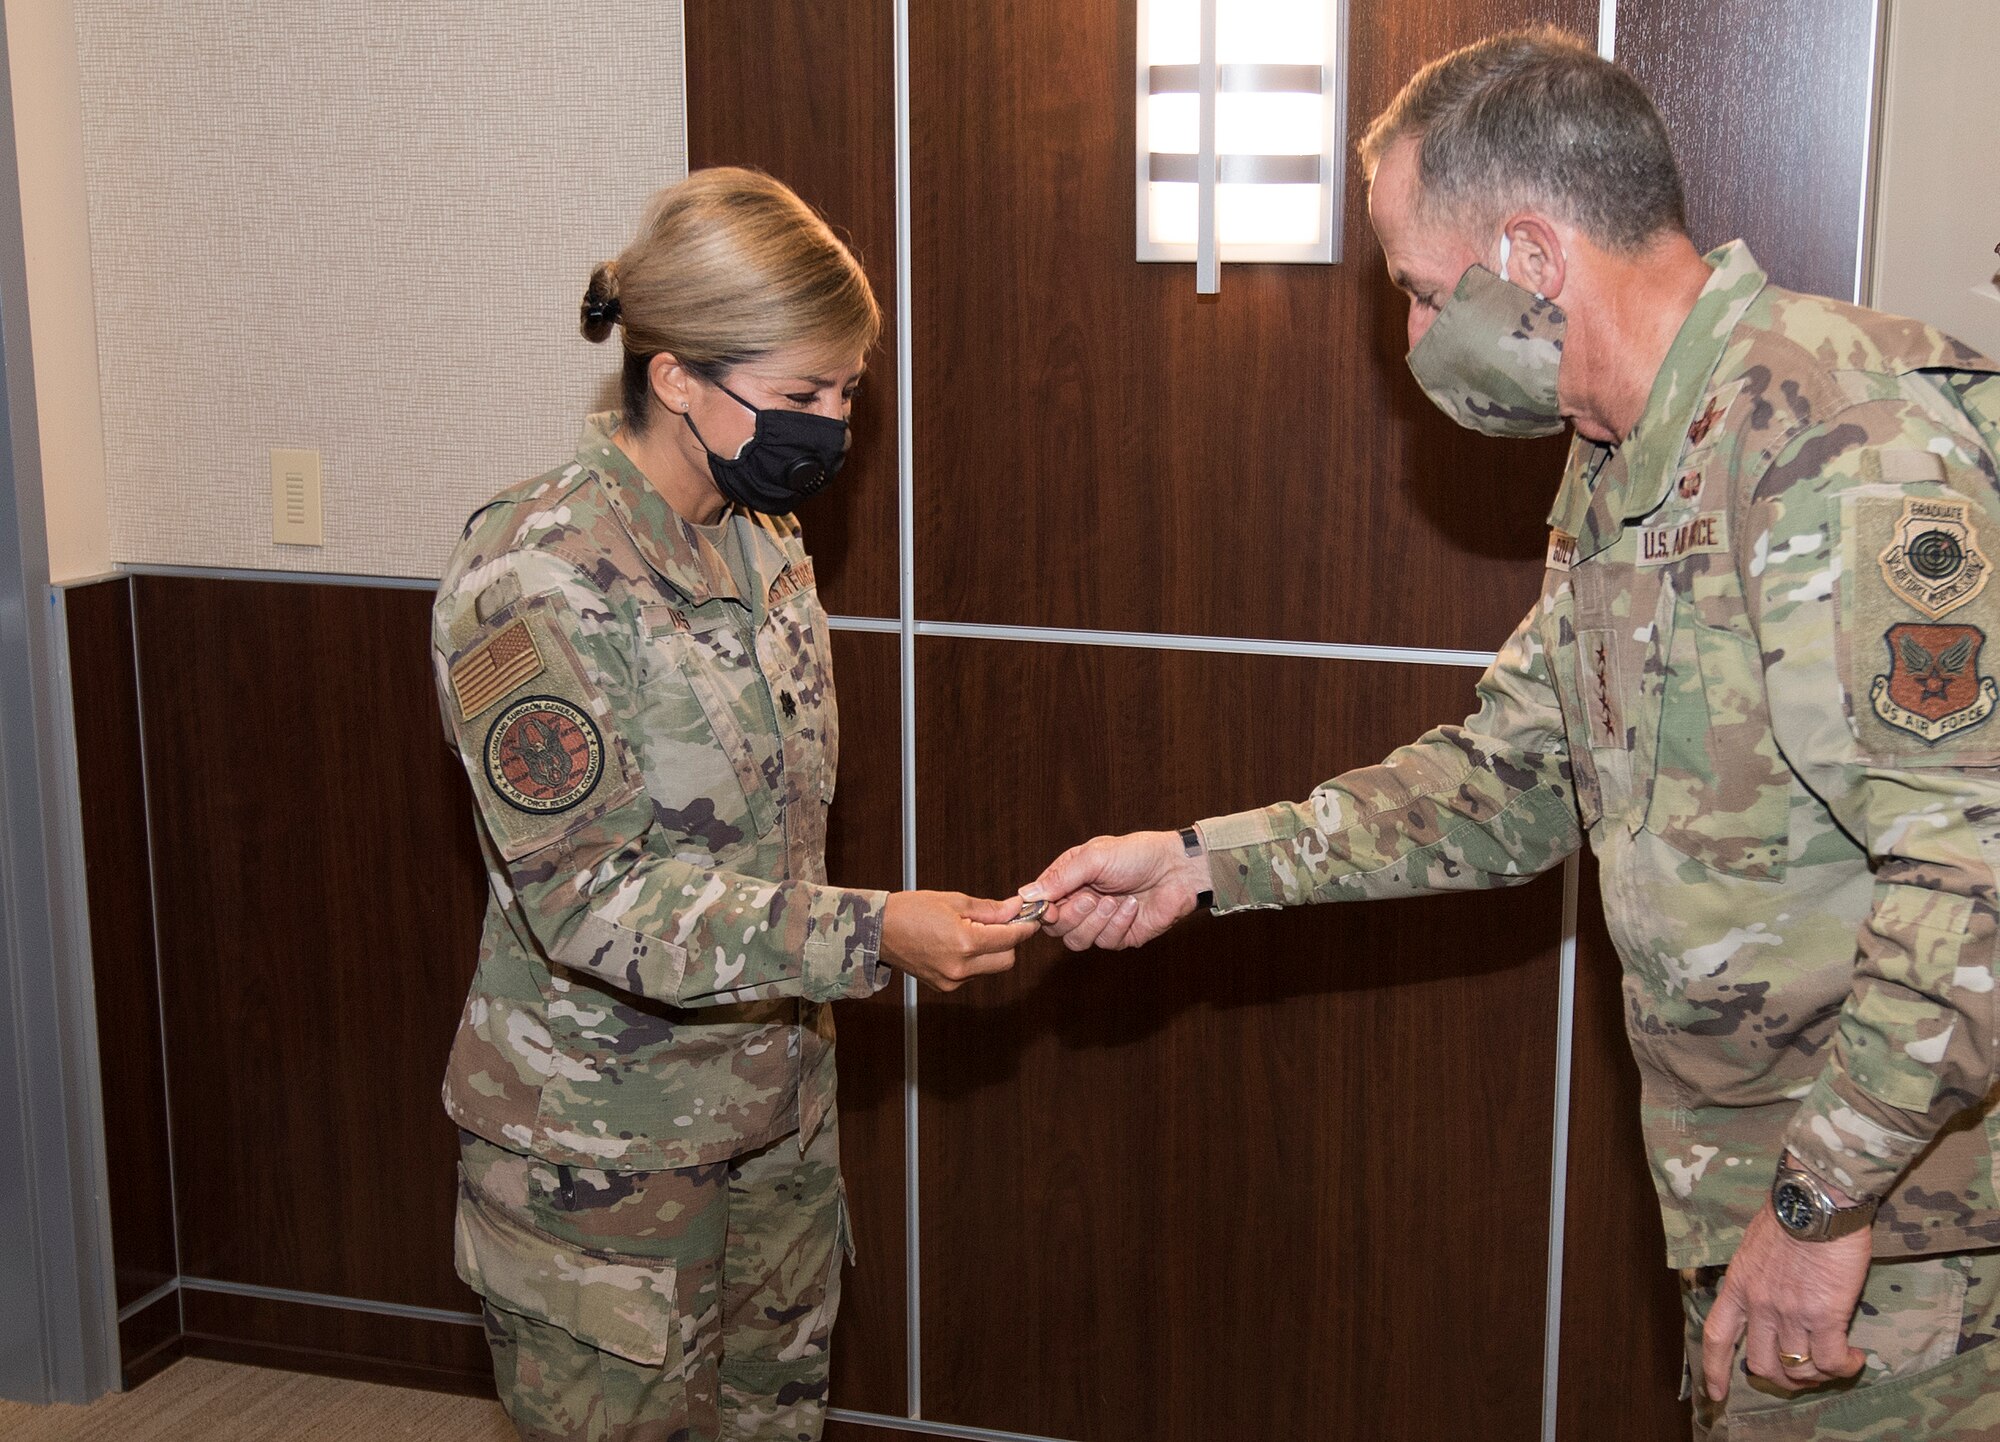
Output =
[{"x1": 271, "y1": 448, "x2": 323, "y2": 546}]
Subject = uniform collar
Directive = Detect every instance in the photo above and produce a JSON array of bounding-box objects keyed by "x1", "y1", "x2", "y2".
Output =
[
  {"x1": 578, "y1": 412, "x2": 744, "y2": 606},
  {"x1": 1544, "y1": 241, "x2": 1767, "y2": 555},
  {"x1": 1615, "y1": 241, "x2": 1767, "y2": 521}
]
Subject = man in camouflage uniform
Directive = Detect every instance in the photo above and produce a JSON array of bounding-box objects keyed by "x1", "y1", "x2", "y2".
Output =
[{"x1": 1023, "y1": 29, "x2": 2000, "y2": 1439}]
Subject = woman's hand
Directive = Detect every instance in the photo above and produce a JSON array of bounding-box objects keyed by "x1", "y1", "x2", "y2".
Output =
[{"x1": 880, "y1": 892, "x2": 1039, "y2": 992}]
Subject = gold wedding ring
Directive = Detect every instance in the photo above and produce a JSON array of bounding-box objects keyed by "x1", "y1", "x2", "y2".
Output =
[{"x1": 1779, "y1": 1351, "x2": 1812, "y2": 1368}]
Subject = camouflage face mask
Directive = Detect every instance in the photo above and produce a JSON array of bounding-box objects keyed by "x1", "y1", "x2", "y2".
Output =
[{"x1": 1406, "y1": 239, "x2": 1568, "y2": 439}]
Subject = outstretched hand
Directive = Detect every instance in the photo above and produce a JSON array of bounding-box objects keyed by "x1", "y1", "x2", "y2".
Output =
[
  {"x1": 1020, "y1": 830, "x2": 1210, "y2": 951},
  {"x1": 880, "y1": 891, "x2": 1039, "y2": 992}
]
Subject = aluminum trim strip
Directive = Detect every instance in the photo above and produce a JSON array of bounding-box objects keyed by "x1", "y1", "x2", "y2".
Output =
[
  {"x1": 1540, "y1": 853, "x2": 1583, "y2": 1442},
  {"x1": 826, "y1": 1408, "x2": 1080, "y2": 1442},
  {"x1": 177, "y1": 1277, "x2": 484, "y2": 1329},
  {"x1": 913, "y1": 620, "x2": 1495, "y2": 669},
  {"x1": 117, "y1": 562, "x2": 438, "y2": 591},
  {"x1": 115, "y1": 1278, "x2": 179, "y2": 1325},
  {"x1": 826, "y1": 614, "x2": 901, "y2": 634},
  {"x1": 891, "y1": 0, "x2": 923, "y2": 1417},
  {"x1": 1852, "y1": 0, "x2": 1889, "y2": 307}
]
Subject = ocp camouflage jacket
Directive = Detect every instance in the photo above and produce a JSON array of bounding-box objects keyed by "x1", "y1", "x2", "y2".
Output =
[
  {"x1": 431, "y1": 413, "x2": 888, "y2": 1172},
  {"x1": 1198, "y1": 244, "x2": 2000, "y2": 1269}
]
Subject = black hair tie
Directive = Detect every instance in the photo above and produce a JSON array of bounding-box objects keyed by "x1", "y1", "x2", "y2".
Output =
[{"x1": 584, "y1": 295, "x2": 622, "y2": 327}]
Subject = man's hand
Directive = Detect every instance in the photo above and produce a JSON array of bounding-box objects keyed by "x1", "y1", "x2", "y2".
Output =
[
  {"x1": 880, "y1": 891, "x2": 1038, "y2": 993},
  {"x1": 1019, "y1": 830, "x2": 1210, "y2": 951},
  {"x1": 1700, "y1": 1200, "x2": 1870, "y2": 1402}
]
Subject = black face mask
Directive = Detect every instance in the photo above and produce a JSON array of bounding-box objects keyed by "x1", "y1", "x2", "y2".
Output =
[{"x1": 681, "y1": 379, "x2": 849, "y2": 515}]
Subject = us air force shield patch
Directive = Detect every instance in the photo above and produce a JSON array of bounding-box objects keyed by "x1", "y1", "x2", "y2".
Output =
[{"x1": 1870, "y1": 622, "x2": 1999, "y2": 744}]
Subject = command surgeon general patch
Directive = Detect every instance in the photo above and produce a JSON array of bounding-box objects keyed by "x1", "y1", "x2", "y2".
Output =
[
  {"x1": 1870, "y1": 622, "x2": 1998, "y2": 744},
  {"x1": 484, "y1": 696, "x2": 604, "y2": 814}
]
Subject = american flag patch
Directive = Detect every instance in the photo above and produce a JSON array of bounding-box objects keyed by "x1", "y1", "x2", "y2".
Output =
[{"x1": 451, "y1": 619, "x2": 545, "y2": 721}]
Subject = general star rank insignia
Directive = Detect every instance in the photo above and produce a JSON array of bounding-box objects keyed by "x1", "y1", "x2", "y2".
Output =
[
  {"x1": 484, "y1": 695, "x2": 605, "y2": 814},
  {"x1": 1878, "y1": 497, "x2": 1991, "y2": 619},
  {"x1": 1870, "y1": 622, "x2": 1999, "y2": 743},
  {"x1": 1688, "y1": 393, "x2": 1728, "y2": 447}
]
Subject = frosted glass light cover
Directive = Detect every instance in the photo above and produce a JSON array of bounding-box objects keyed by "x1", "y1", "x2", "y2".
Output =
[{"x1": 1136, "y1": 0, "x2": 1345, "y2": 265}]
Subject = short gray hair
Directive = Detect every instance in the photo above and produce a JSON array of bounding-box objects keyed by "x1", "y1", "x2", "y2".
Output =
[{"x1": 1359, "y1": 25, "x2": 1687, "y2": 252}]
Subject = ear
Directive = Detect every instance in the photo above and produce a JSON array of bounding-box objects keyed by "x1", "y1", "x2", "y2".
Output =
[
  {"x1": 648, "y1": 352, "x2": 694, "y2": 417},
  {"x1": 1500, "y1": 214, "x2": 1566, "y2": 301}
]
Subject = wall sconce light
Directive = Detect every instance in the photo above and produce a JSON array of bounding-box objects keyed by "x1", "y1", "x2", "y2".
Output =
[{"x1": 1136, "y1": 0, "x2": 1348, "y2": 293}]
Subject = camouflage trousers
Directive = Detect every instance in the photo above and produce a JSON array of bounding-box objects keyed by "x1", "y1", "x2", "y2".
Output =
[
  {"x1": 1682, "y1": 1248, "x2": 2000, "y2": 1439},
  {"x1": 456, "y1": 1110, "x2": 849, "y2": 1442}
]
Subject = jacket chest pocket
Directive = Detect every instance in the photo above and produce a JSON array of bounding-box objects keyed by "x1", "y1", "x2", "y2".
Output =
[
  {"x1": 638, "y1": 605, "x2": 778, "y2": 854},
  {"x1": 1540, "y1": 584, "x2": 1605, "y2": 830},
  {"x1": 761, "y1": 589, "x2": 838, "y2": 808},
  {"x1": 1643, "y1": 592, "x2": 1790, "y2": 880}
]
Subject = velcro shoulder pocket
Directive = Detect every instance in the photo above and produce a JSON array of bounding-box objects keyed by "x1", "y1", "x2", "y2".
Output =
[
  {"x1": 1844, "y1": 482, "x2": 2000, "y2": 766},
  {"x1": 442, "y1": 589, "x2": 641, "y2": 861},
  {"x1": 455, "y1": 1179, "x2": 679, "y2": 1367}
]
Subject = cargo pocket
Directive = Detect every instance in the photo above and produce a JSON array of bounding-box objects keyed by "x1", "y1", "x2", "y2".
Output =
[
  {"x1": 1838, "y1": 888, "x2": 1975, "y2": 1114},
  {"x1": 455, "y1": 1177, "x2": 680, "y2": 1368},
  {"x1": 1540, "y1": 585, "x2": 1604, "y2": 830},
  {"x1": 639, "y1": 605, "x2": 778, "y2": 849},
  {"x1": 1645, "y1": 600, "x2": 1790, "y2": 881}
]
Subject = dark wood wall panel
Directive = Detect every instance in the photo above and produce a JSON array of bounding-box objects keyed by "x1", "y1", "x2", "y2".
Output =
[
  {"x1": 180, "y1": 1290, "x2": 491, "y2": 1397},
  {"x1": 134, "y1": 577, "x2": 487, "y2": 1312},
  {"x1": 685, "y1": 0, "x2": 900, "y2": 620},
  {"x1": 1557, "y1": 855, "x2": 1684, "y2": 1441},
  {"x1": 114, "y1": 1289, "x2": 182, "y2": 1389},
  {"x1": 909, "y1": 0, "x2": 1593, "y2": 648},
  {"x1": 824, "y1": 628, "x2": 907, "y2": 1415},
  {"x1": 915, "y1": 637, "x2": 1566, "y2": 1442},
  {"x1": 1618, "y1": 0, "x2": 1876, "y2": 300},
  {"x1": 65, "y1": 579, "x2": 178, "y2": 1328}
]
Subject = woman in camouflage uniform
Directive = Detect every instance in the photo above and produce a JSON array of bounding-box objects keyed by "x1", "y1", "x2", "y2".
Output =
[{"x1": 432, "y1": 168, "x2": 1033, "y2": 1442}]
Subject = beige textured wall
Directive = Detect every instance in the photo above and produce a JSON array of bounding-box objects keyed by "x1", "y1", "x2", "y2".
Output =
[
  {"x1": 74, "y1": 0, "x2": 687, "y2": 580},
  {"x1": 7, "y1": 0, "x2": 111, "y2": 584},
  {"x1": 1870, "y1": 0, "x2": 2000, "y2": 356}
]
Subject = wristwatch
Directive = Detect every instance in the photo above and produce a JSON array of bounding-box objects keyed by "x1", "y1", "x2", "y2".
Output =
[
  {"x1": 1179, "y1": 826, "x2": 1214, "y2": 912},
  {"x1": 1771, "y1": 1157, "x2": 1876, "y2": 1242}
]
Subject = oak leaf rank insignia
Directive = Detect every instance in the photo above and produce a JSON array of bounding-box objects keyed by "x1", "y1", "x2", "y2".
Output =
[
  {"x1": 1877, "y1": 497, "x2": 1990, "y2": 620},
  {"x1": 1870, "y1": 622, "x2": 1998, "y2": 743}
]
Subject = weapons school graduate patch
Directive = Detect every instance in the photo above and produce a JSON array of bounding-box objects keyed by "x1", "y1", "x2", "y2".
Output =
[
  {"x1": 1878, "y1": 497, "x2": 1990, "y2": 620},
  {"x1": 485, "y1": 696, "x2": 605, "y2": 814},
  {"x1": 1870, "y1": 623, "x2": 1998, "y2": 744}
]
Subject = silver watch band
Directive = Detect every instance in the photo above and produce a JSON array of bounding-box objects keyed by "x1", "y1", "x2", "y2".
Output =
[{"x1": 1772, "y1": 1163, "x2": 1876, "y2": 1242}]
